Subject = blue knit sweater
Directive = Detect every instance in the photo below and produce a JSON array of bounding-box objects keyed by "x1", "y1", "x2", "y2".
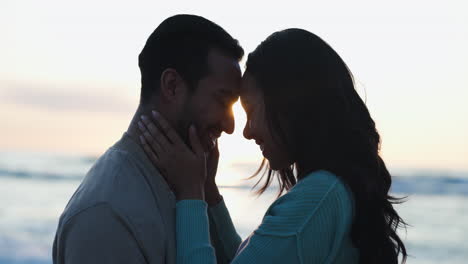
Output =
[{"x1": 176, "y1": 170, "x2": 359, "y2": 264}]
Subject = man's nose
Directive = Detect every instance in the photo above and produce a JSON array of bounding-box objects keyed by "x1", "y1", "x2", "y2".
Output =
[{"x1": 221, "y1": 113, "x2": 235, "y2": 135}]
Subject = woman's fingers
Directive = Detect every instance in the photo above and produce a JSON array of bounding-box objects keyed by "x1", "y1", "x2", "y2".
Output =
[
  {"x1": 138, "y1": 120, "x2": 167, "y2": 154},
  {"x1": 140, "y1": 116, "x2": 172, "y2": 151},
  {"x1": 189, "y1": 124, "x2": 204, "y2": 156},
  {"x1": 139, "y1": 135, "x2": 160, "y2": 165},
  {"x1": 151, "y1": 111, "x2": 183, "y2": 146}
]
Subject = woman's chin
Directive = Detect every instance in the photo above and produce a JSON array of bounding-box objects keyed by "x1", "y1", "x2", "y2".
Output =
[
  {"x1": 267, "y1": 158, "x2": 294, "y2": 171},
  {"x1": 267, "y1": 159, "x2": 282, "y2": 171}
]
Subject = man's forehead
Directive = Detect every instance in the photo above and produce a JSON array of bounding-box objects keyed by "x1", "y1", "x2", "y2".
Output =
[
  {"x1": 218, "y1": 87, "x2": 240, "y2": 97},
  {"x1": 204, "y1": 49, "x2": 242, "y2": 97},
  {"x1": 212, "y1": 70, "x2": 241, "y2": 97},
  {"x1": 207, "y1": 49, "x2": 241, "y2": 74},
  {"x1": 199, "y1": 74, "x2": 240, "y2": 98}
]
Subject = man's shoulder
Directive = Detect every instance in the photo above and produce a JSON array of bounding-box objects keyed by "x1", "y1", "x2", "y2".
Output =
[
  {"x1": 59, "y1": 147, "x2": 155, "y2": 226},
  {"x1": 92, "y1": 145, "x2": 137, "y2": 174},
  {"x1": 53, "y1": 202, "x2": 150, "y2": 264},
  {"x1": 53, "y1": 137, "x2": 175, "y2": 264},
  {"x1": 77, "y1": 146, "x2": 142, "y2": 195},
  {"x1": 58, "y1": 202, "x2": 126, "y2": 230}
]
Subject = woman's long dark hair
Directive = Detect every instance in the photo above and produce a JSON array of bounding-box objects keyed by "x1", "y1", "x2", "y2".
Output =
[{"x1": 246, "y1": 29, "x2": 407, "y2": 264}]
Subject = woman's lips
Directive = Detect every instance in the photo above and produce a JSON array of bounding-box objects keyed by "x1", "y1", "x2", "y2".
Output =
[{"x1": 255, "y1": 140, "x2": 265, "y2": 152}]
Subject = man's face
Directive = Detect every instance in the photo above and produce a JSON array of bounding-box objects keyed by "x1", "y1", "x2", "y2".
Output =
[{"x1": 178, "y1": 49, "x2": 241, "y2": 151}]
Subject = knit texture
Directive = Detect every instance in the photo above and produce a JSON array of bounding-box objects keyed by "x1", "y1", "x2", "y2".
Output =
[{"x1": 176, "y1": 170, "x2": 359, "y2": 264}]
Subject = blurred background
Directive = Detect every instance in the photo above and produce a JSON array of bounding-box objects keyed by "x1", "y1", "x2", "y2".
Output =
[{"x1": 1, "y1": 0, "x2": 467, "y2": 263}]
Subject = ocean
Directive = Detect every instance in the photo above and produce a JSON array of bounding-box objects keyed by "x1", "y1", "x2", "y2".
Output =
[{"x1": 0, "y1": 151, "x2": 467, "y2": 264}]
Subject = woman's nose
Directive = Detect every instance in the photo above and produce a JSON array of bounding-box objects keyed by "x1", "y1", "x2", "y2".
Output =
[{"x1": 243, "y1": 120, "x2": 253, "y2": 140}]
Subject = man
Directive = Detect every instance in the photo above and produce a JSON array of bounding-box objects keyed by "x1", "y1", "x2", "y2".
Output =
[{"x1": 53, "y1": 14, "x2": 244, "y2": 264}]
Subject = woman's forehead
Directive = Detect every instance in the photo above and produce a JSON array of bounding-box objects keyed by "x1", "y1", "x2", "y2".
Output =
[{"x1": 241, "y1": 73, "x2": 261, "y2": 98}]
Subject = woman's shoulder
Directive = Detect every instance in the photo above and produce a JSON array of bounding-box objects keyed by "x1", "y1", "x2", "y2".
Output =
[
  {"x1": 255, "y1": 170, "x2": 353, "y2": 237},
  {"x1": 280, "y1": 170, "x2": 351, "y2": 207}
]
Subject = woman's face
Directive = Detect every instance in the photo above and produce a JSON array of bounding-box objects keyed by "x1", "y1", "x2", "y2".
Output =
[{"x1": 240, "y1": 72, "x2": 291, "y2": 170}]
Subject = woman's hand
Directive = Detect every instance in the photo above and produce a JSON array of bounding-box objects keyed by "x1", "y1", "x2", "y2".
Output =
[
  {"x1": 204, "y1": 141, "x2": 222, "y2": 206},
  {"x1": 138, "y1": 111, "x2": 207, "y2": 201}
]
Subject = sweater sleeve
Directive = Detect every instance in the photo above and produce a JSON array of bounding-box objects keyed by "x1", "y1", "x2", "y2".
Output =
[
  {"x1": 208, "y1": 198, "x2": 242, "y2": 263},
  {"x1": 175, "y1": 170, "x2": 355, "y2": 264},
  {"x1": 176, "y1": 200, "x2": 215, "y2": 264},
  {"x1": 176, "y1": 200, "x2": 299, "y2": 264},
  {"x1": 53, "y1": 203, "x2": 147, "y2": 264}
]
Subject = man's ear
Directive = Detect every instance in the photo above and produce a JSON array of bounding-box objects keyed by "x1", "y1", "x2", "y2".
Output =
[{"x1": 159, "y1": 68, "x2": 187, "y2": 102}]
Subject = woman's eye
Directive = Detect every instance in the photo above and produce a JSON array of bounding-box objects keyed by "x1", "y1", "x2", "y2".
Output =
[
  {"x1": 247, "y1": 107, "x2": 254, "y2": 117},
  {"x1": 247, "y1": 119, "x2": 252, "y2": 128},
  {"x1": 219, "y1": 97, "x2": 232, "y2": 108}
]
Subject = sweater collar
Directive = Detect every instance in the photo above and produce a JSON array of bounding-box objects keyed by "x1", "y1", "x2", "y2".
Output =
[{"x1": 112, "y1": 132, "x2": 170, "y2": 190}]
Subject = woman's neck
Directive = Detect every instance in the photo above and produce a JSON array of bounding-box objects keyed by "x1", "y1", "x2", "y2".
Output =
[{"x1": 295, "y1": 160, "x2": 320, "y2": 180}]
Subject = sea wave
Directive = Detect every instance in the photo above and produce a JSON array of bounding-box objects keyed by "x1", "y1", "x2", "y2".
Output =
[
  {"x1": 0, "y1": 151, "x2": 96, "y2": 182},
  {"x1": 0, "y1": 152, "x2": 467, "y2": 196},
  {"x1": 1, "y1": 167, "x2": 468, "y2": 196},
  {"x1": 0, "y1": 168, "x2": 84, "y2": 181},
  {"x1": 391, "y1": 175, "x2": 468, "y2": 196},
  {"x1": 218, "y1": 175, "x2": 468, "y2": 196}
]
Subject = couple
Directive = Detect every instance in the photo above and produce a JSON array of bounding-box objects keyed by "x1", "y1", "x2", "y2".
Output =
[{"x1": 53, "y1": 14, "x2": 407, "y2": 264}]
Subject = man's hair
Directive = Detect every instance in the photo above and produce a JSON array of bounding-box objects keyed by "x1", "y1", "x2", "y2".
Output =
[{"x1": 138, "y1": 14, "x2": 244, "y2": 104}]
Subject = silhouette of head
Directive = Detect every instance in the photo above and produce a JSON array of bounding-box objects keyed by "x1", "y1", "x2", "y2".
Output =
[
  {"x1": 241, "y1": 28, "x2": 407, "y2": 264},
  {"x1": 138, "y1": 14, "x2": 244, "y2": 150}
]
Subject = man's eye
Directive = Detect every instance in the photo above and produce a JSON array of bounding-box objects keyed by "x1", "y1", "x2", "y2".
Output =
[
  {"x1": 218, "y1": 97, "x2": 231, "y2": 108},
  {"x1": 219, "y1": 99, "x2": 228, "y2": 107}
]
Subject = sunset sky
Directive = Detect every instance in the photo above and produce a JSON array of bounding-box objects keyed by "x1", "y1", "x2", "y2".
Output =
[{"x1": 2, "y1": 0, "x2": 467, "y2": 171}]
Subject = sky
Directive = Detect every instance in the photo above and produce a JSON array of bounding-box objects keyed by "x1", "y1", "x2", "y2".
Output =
[{"x1": 1, "y1": 0, "x2": 467, "y2": 171}]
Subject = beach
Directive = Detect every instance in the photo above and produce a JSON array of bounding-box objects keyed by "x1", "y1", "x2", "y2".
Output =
[{"x1": 0, "y1": 151, "x2": 467, "y2": 264}]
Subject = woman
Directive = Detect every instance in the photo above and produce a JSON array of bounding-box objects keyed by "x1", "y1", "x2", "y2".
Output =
[{"x1": 138, "y1": 28, "x2": 407, "y2": 264}]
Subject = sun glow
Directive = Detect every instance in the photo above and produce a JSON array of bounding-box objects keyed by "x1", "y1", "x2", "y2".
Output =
[
  {"x1": 3, "y1": 0, "x2": 468, "y2": 171},
  {"x1": 216, "y1": 101, "x2": 263, "y2": 185}
]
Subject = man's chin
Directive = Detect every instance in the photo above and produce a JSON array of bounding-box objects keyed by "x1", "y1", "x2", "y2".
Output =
[{"x1": 202, "y1": 138, "x2": 213, "y2": 153}]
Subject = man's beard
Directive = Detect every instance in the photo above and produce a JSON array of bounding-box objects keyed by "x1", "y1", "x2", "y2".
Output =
[
  {"x1": 173, "y1": 97, "x2": 212, "y2": 153},
  {"x1": 175, "y1": 106, "x2": 212, "y2": 153},
  {"x1": 174, "y1": 102, "x2": 195, "y2": 149}
]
